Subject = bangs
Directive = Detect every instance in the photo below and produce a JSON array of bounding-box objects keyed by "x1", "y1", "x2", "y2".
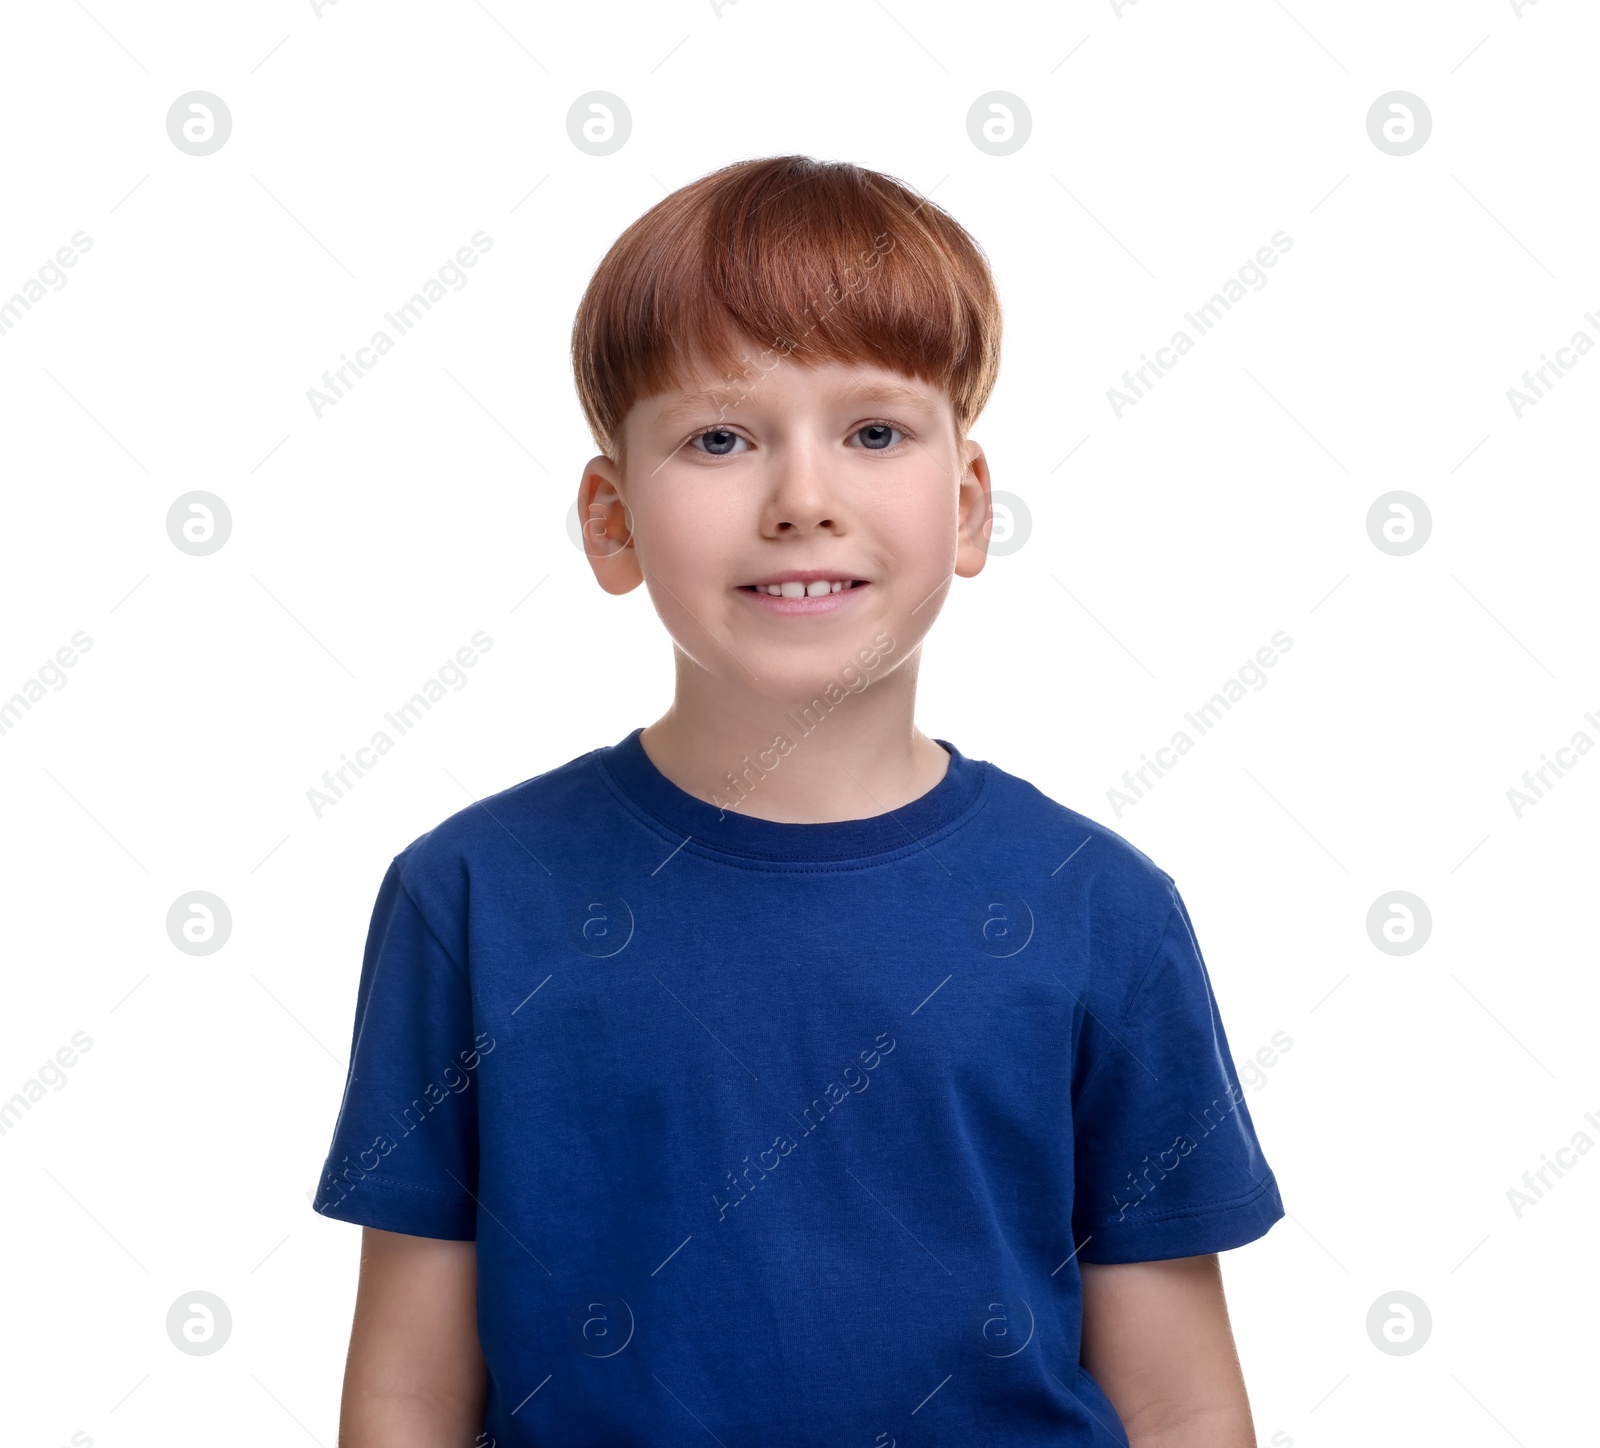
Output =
[{"x1": 572, "y1": 156, "x2": 1001, "y2": 461}]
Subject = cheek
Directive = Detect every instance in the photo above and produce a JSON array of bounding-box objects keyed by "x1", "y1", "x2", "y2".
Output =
[
  {"x1": 873, "y1": 481, "x2": 959, "y2": 568},
  {"x1": 634, "y1": 489, "x2": 742, "y2": 577}
]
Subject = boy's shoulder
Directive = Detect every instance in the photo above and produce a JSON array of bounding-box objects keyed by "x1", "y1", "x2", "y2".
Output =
[
  {"x1": 982, "y1": 753, "x2": 1170, "y2": 876},
  {"x1": 978, "y1": 749, "x2": 1181, "y2": 919},
  {"x1": 386, "y1": 737, "x2": 1181, "y2": 937},
  {"x1": 386, "y1": 738, "x2": 609, "y2": 904}
]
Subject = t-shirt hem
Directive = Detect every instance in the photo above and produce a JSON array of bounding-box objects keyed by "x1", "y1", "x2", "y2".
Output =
[
  {"x1": 1072, "y1": 1172, "x2": 1284, "y2": 1264},
  {"x1": 312, "y1": 1174, "x2": 477, "y2": 1240}
]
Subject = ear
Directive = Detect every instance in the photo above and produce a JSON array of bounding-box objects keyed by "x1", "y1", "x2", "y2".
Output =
[
  {"x1": 953, "y1": 438, "x2": 992, "y2": 579},
  {"x1": 578, "y1": 453, "x2": 643, "y2": 595}
]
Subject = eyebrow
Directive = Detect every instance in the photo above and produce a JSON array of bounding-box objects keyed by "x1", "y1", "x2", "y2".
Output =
[
  {"x1": 650, "y1": 376, "x2": 942, "y2": 429},
  {"x1": 836, "y1": 379, "x2": 942, "y2": 413},
  {"x1": 651, "y1": 389, "x2": 744, "y2": 426}
]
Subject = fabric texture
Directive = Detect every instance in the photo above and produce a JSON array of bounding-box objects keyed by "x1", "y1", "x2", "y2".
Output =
[{"x1": 313, "y1": 727, "x2": 1283, "y2": 1445}]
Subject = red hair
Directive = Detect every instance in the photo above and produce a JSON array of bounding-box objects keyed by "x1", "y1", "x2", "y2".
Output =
[{"x1": 571, "y1": 155, "x2": 1002, "y2": 465}]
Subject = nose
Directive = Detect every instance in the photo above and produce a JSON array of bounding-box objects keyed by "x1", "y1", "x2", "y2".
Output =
[{"x1": 761, "y1": 433, "x2": 843, "y2": 535}]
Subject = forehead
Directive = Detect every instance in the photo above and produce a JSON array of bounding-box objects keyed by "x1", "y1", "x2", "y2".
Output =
[{"x1": 638, "y1": 355, "x2": 951, "y2": 428}]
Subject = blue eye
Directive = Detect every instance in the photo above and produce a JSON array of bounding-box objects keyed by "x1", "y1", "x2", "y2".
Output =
[
  {"x1": 855, "y1": 423, "x2": 901, "y2": 450},
  {"x1": 692, "y1": 429, "x2": 744, "y2": 456}
]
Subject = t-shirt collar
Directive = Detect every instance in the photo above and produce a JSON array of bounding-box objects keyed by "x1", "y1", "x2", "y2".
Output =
[{"x1": 594, "y1": 726, "x2": 988, "y2": 864}]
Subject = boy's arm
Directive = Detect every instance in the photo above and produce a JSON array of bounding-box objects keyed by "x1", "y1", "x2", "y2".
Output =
[
  {"x1": 1080, "y1": 1253, "x2": 1256, "y2": 1448},
  {"x1": 339, "y1": 1226, "x2": 487, "y2": 1447}
]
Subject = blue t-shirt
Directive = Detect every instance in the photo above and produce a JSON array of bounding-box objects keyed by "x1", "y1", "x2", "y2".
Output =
[{"x1": 313, "y1": 727, "x2": 1283, "y2": 1445}]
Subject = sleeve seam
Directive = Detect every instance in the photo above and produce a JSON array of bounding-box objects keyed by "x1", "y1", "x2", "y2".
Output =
[
  {"x1": 1076, "y1": 1172, "x2": 1279, "y2": 1233},
  {"x1": 393, "y1": 861, "x2": 469, "y2": 983},
  {"x1": 1073, "y1": 886, "x2": 1180, "y2": 1105},
  {"x1": 324, "y1": 1173, "x2": 474, "y2": 1208}
]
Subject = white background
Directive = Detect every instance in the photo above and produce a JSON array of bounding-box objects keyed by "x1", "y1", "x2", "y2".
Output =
[{"x1": 2, "y1": 0, "x2": 1594, "y2": 1443}]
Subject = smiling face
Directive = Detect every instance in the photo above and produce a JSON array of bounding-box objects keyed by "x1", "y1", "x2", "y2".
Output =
[{"x1": 579, "y1": 346, "x2": 993, "y2": 705}]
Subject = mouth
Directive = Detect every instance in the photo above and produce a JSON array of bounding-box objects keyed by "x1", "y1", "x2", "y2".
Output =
[
  {"x1": 735, "y1": 578, "x2": 872, "y2": 615},
  {"x1": 738, "y1": 579, "x2": 869, "y2": 598}
]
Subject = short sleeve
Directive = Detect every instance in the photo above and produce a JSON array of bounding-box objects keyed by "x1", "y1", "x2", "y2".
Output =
[
  {"x1": 311, "y1": 858, "x2": 481, "y2": 1239},
  {"x1": 1071, "y1": 883, "x2": 1283, "y2": 1263}
]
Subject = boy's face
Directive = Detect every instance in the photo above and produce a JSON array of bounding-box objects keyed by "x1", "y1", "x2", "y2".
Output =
[{"x1": 579, "y1": 346, "x2": 992, "y2": 703}]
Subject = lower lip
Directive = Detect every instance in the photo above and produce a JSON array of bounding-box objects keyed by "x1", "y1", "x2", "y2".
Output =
[{"x1": 736, "y1": 582, "x2": 871, "y2": 616}]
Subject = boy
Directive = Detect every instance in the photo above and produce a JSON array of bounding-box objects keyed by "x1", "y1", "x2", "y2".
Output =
[{"x1": 314, "y1": 154, "x2": 1284, "y2": 1446}]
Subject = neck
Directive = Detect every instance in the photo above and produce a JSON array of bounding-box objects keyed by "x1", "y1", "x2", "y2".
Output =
[{"x1": 639, "y1": 647, "x2": 949, "y2": 824}]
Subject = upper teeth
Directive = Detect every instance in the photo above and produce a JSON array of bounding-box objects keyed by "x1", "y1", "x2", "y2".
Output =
[{"x1": 759, "y1": 580, "x2": 856, "y2": 597}]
